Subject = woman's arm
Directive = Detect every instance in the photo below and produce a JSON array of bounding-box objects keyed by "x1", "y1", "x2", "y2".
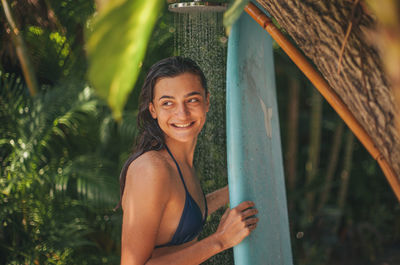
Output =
[
  {"x1": 121, "y1": 156, "x2": 171, "y2": 265},
  {"x1": 146, "y1": 201, "x2": 258, "y2": 265},
  {"x1": 206, "y1": 185, "x2": 229, "y2": 215}
]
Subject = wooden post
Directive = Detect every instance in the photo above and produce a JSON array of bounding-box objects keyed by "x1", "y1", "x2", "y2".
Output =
[{"x1": 1, "y1": 0, "x2": 38, "y2": 96}]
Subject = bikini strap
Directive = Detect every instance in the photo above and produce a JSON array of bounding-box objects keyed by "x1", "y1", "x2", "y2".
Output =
[{"x1": 165, "y1": 145, "x2": 189, "y2": 191}]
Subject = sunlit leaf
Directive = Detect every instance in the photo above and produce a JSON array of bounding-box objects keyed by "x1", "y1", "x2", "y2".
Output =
[
  {"x1": 223, "y1": 0, "x2": 249, "y2": 34},
  {"x1": 86, "y1": 0, "x2": 163, "y2": 121}
]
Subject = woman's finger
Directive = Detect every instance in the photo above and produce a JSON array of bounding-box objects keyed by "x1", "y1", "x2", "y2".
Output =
[
  {"x1": 234, "y1": 201, "x2": 255, "y2": 212},
  {"x1": 248, "y1": 223, "x2": 257, "y2": 232},
  {"x1": 241, "y1": 208, "x2": 258, "y2": 219},
  {"x1": 245, "y1": 216, "x2": 258, "y2": 227}
]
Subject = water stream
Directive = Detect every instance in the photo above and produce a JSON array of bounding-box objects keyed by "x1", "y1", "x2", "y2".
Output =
[
  {"x1": 174, "y1": 10, "x2": 232, "y2": 264},
  {"x1": 174, "y1": 11, "x2": 227, "y2": 194}
]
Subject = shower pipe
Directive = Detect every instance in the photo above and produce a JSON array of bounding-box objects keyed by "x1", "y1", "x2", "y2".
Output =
[{"x1": 244, "y1": 2, "x2": 400, "y2": 202}]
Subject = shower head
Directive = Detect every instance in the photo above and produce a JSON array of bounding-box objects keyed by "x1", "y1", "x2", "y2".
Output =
[{"x1": 168, "y1": 1, "x2": 228, "y2": 13}]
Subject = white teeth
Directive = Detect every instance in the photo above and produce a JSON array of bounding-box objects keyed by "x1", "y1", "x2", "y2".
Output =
[{"x1": 174, "y1": 122, "x2": 192, "y2": 128}]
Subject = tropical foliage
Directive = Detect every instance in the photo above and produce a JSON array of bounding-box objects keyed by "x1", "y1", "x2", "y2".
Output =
[
  {"x1": 0, "y1": 71, "x2": 135, "y2": 264},
  {"x1": 0, "y1": 0, "x2": 134, "y2": 263}
]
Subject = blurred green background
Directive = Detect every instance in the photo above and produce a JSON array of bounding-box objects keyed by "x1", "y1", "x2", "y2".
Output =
[{"x1": 1, "y1": 1, "x2": 399, "y2": 264}]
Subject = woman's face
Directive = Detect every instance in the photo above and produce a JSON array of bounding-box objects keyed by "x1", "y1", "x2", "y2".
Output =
[{"x1": 149, "y1": 72, "x2": 209, "y2": 144}]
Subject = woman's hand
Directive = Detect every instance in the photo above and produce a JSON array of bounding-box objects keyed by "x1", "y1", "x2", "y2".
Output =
[{"x1": 213, "y1": 201, "x2": 258, "y2": 251}]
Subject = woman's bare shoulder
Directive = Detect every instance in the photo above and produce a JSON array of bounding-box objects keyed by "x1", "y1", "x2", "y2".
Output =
[
  {"x1": 129, "y1": 150, "x2": 172, "y2": 176},
  {"x1": 122, "y1": 150, "x2": 173, "y2": 209},
  {"x1": 125, "y1": 150, "x2": 173, "y2": 191}
]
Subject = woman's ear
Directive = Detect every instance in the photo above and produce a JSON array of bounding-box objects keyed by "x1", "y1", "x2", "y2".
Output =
[{"x1": 149, "y1": 102, "x2": 157, "y2": 119}]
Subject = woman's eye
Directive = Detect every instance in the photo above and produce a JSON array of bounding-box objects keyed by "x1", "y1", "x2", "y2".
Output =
[
  {"x1": 188, "y1": 98, "x2": 199, "y2": 103},
  {"x1": 162, "y1": 101, "x2": 172, "y2": 106}
]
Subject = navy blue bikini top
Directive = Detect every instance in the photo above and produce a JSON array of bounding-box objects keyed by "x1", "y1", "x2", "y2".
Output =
[{"x1": 155, "y1": 146, "x2": 208, "y2": 248}]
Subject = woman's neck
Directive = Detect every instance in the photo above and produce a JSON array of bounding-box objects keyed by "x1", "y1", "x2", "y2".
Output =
[{"x1": 164, "y1": 137, "x2": 197, "y2": 168}]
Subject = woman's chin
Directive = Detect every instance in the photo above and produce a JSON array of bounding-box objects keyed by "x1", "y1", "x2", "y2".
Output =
[
  {"x1": 166, "y1": 130, "x2": 201, "y2": 144},
  {"x1": 168, "y1": 134, "x2": 198, "y2": 144}
]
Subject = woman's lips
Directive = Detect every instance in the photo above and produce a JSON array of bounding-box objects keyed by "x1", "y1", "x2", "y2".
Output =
[{"x1": 171, "y1": 121, "x2": 195, "y2": 128}]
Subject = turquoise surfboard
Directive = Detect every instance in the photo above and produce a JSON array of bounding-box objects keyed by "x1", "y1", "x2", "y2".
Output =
[{"x1": 226, "y1": 9, "x2": 293, "y2": 265}]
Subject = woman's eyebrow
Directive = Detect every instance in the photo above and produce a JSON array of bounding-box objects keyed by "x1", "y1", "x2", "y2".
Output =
[
  {"x1": 185, "y1": 91, "x2": 201, "y2": 97},
  {"x1": 158, "y1": 95, "x2": 174, "y2": 101},
  {"x1": 158, "y1": 91, "x2": 201, "y2": 101}
]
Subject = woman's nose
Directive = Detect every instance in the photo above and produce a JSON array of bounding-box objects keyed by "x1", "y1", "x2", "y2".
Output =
[{"x1": 175, "y1": 103, "x2": 190, "y2": 117}]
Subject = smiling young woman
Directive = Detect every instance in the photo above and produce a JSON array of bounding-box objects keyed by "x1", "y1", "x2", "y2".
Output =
[
  {"x1": 149, "y1": 72, "x2": 209, "y2": 145},
  {"x1": 118, "y1": 57, "x2": 258, "y2": 265}
]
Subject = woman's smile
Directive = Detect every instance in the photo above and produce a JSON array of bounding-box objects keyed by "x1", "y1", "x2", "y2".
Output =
[{"x1": 171, "y1": 121, "x2": 195, "y2": 128}]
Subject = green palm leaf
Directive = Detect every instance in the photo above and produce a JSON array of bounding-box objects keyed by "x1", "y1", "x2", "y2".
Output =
[
  {"x1": 61, "y1": 153, "x2": 120, "y2": 208},
  {"x1": 86, "y1": 0, "x2": 163, "y2": 121}
]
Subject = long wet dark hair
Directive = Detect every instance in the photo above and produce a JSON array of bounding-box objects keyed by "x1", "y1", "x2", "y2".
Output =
[{"x1": 116, "y1": 56, "x2": 208, "y2": 209}]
